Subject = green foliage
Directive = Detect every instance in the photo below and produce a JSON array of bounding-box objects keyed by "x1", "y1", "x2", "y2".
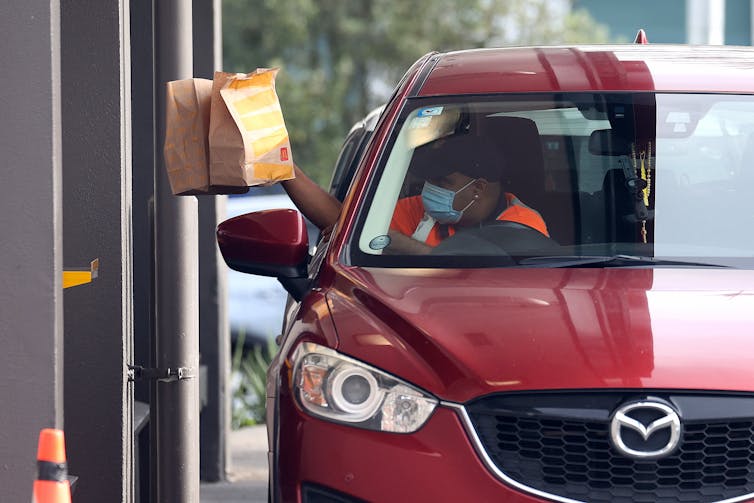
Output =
[
  {"x1": 223, "y1": 0, "x2": 617, "y2": 187},
  {"x1": 231, "y1": 331, "x2": 278, "y2": 429}
]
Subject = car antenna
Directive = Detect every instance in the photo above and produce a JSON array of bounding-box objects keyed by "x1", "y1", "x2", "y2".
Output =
[{"x1": 634, "y1": 29, "x2": 649, "y2": 44}]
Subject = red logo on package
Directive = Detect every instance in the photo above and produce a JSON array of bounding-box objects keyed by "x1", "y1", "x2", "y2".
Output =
[{"x1": 280, "y1": 147, "x2": 289, "y2": 161}]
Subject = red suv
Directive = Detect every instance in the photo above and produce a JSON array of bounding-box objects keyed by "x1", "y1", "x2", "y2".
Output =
[{"x1": 218, "y1": 44, "x2": 754, "y2": 503}]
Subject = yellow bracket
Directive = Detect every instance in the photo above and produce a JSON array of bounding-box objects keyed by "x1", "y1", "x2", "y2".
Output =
[{"x1": 63, "y1": 259, "x2": 99, "y2": 289}]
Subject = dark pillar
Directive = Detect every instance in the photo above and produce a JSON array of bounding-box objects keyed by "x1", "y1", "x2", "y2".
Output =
[
  {"x1": 0, "y1": 1, "x2": 64, "y2": 501},
  {"x1": 154, "y1": 1, "x2": 201, "y2": 501},
  {"x1": 193, "y1": 0, "x2": 231, "y2": 483},
  {"x1": 130, "y1": 1, "x2": 156, "y2": 500},
  {"x1": 60, "y1": 0, "x2": 133, "y2": 500}
]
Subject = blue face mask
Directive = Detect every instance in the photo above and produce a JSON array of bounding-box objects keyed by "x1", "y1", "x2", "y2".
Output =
[{"x1": 420, "y1": 179, "x2": 477, "y2": 224}]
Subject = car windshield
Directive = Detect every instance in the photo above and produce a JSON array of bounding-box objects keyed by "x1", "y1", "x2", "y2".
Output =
[{"x1": 351, "y1": 93, "x2": 754, "y2": 268}]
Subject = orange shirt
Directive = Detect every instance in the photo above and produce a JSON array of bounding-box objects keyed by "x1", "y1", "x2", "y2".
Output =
[{"x1": 390, "y1": 192, "x2": 549, "y2": 247}]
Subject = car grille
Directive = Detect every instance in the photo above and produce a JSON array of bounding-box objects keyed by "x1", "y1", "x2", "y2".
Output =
[{"x1": 465, "y1": 392, "x2": 754, "y2": 503}]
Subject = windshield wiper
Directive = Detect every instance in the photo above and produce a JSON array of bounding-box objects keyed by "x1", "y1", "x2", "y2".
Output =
[{"x1": 517, "y1": 254, "x2": 730, "y2": 268}]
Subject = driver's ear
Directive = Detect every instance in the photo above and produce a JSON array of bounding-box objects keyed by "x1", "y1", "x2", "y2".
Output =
[{"x1": 472, "y1": 178, "x2": 489, "y2": 197}]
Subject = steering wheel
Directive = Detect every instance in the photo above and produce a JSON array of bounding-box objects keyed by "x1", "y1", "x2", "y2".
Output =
[{"x1": 430, "y1": 220, "x2": 558, "y2": 256}]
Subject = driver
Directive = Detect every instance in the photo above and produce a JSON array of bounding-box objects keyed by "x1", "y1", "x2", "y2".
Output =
[{"x1": 388, "y1": 133, "x2": 549, "y2": 254}]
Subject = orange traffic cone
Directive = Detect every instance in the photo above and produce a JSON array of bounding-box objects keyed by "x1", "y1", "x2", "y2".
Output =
[{"x1": 32, "y1": 428, "x2": 71, "y2": 503}]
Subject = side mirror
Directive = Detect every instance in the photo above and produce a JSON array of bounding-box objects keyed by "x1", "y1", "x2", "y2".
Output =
[{"x1": 217, "y1": 208, "x2": 309, "y2": 282}]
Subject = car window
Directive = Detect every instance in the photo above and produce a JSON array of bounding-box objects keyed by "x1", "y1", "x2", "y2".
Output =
[
  {"x1": 350, "y1": 93, "x2": 754, "y2": 268},
  {"x1": 329, "y1": 126, "x2": 367, "y2": 202},
  {"x1": 329, "y1": 106, "x2": 385, "y2": 202}
]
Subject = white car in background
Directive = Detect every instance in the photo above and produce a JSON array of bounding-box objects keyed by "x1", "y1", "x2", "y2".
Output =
[
  {"x1": 226, "y1": 105, "x2": 384, "y2": 346},
  {"x1": 225, "y1": 184, "x2": 317, "y2": 347}
]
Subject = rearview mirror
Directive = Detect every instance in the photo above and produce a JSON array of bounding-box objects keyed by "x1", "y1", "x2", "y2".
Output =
[{"x1": 588, "y1": 129, "x2": 632, "y2": 156}]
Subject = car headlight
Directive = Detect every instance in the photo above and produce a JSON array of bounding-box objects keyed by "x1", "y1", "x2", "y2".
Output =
[{"x1": 292, "y1": 342, "x2": 438, "y2": 433}]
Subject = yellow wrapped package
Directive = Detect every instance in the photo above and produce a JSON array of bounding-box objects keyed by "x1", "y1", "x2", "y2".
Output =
[{"x1": 209, "y1": 69, "x2": 295, "y2": 187}]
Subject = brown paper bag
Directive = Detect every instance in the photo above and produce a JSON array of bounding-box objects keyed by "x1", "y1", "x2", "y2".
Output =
[
  {"x1": 163, "y1": 78, "x2": 213, "y2": 195},
  {"x1": 209, "y1": 69, "x2": 295, "y2": 187}
]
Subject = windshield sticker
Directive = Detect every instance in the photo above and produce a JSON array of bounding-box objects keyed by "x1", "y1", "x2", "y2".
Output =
[
  {"x1": 418, "y1": 106, "x2": 444, "y2": 117},
  {"x1": 368, "y1": 234, "x2": 392, "y2": 250},
  {"x1": 409, "y1": 116, "x2": 433, "y2": 129}
]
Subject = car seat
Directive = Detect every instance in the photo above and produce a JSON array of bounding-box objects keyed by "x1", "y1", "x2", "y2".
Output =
[{"x1": 483, "y1": 116, "x2": 577, "y2": 244}]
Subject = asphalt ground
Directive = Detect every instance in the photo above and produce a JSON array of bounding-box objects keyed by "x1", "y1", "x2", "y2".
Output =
[{"x1": 200, "y1": 425, "x2": 268, "y2": 502}]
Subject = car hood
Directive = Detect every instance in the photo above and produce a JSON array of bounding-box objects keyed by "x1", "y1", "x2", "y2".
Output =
[{"x1": 326, "y1": 267, "x2": 754, "y2": 403}]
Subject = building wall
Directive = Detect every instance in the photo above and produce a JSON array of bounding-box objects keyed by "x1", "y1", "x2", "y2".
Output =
[
  {"x1": 575, "y1": 0, "x2": 752, "y2": 45},
  {"x1": 726, "y1": 0, "x2": 752, "y2": 44},
  {"x1": 575, "y1": 0, "x2": 688, "y2": 42}
]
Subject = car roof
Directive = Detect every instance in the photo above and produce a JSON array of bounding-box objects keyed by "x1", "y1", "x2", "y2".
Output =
[{"x1": 415, "y1": 45, "x2": 754, "y2": 96}]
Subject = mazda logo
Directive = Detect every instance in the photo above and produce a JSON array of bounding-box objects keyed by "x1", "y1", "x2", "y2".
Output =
[{"x1": 610, "y1": 400, "x2": 682, "y2": 459}]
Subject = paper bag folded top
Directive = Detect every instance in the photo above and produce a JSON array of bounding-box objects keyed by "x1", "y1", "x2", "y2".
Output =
[{"x1": 209, "y1": 68, "x2": 295, "y2": 188}]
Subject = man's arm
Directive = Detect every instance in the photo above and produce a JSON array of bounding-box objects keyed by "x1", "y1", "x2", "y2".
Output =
[
  {"x1": 385, "y1": 230, "x2": 434, "y2": 255},
  {"x1": 385, "y1": 195, "x2": 436, "y2": 254},
  {"x1": 281, "y1": 164, "x2": 342, "y2": 232}
]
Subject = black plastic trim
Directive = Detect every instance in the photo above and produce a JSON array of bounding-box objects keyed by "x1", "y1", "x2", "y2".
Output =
[
  {"x1": 301, "y1": 482, "x2": 366, "y2": 503},
  {"x1": 407, "y1": 53, "x2": 441, "y2": 97}
]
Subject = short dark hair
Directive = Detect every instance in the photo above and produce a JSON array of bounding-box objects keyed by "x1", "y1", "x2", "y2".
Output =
[{"x1": 408, "y1": 134, "x2": 504, "y2": 182}]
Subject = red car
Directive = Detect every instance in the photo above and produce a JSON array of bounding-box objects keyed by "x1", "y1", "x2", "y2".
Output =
[{"x1": 218, "y1": 42, "x2": 754, "y2": 503}]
